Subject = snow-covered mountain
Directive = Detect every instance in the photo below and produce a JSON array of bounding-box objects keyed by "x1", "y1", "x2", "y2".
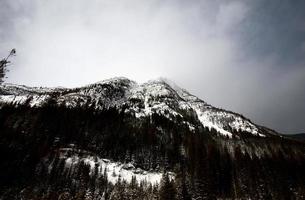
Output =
[
  {"x1": 1, "y1": 77, "x2": 305, "y2": 199},
  {"x1": 0, "y1": 77, "x2": 276, "y2": 138}
]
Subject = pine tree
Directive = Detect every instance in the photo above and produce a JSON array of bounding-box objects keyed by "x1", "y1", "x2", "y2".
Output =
[
  {"x1": 0, "y1": 49, "x2": 16, "y2": 84},
  {"x1": 159, "y1": 173, "x2": 177, "y2": 200}
]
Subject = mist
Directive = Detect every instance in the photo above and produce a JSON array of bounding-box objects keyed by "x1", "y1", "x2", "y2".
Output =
[{"x1": 1, "y1": 0, "x2": 305, "y2": 133}]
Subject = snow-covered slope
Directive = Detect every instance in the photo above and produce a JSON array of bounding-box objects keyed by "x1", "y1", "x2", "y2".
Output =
[
  {"x1": 0, "y1": 77, "x2": 276, "y2": 138},
  {"x1": 49, "y1": 147, "x2": 174, "y2": 185}
]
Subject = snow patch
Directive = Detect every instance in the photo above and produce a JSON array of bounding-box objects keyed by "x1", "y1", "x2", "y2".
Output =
[
  {"x1": 196, "y1": 110, "x2": 233, "y2": 137},
  {"x1": 0, "y1": 95, "x2": 28, "y2": 105},
  {"x1": 58, "y1": 149, "x2": 174, "y2": 185}
]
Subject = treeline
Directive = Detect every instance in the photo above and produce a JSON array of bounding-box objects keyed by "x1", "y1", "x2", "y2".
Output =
[{"x1": 0, "y1": 103, "x2": 305, "y2": 199}]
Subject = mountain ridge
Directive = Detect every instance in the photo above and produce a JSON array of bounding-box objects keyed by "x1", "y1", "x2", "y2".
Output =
[{"x1": 0, "y1": 77, "x2": 277, "y2": 138}]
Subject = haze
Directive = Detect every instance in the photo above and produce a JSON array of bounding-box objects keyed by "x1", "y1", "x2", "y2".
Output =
[{"x1": 0, "y1": 0, "x2": 305, "y2": 133}]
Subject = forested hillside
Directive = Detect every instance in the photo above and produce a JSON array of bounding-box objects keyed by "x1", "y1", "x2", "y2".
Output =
[{"x1": 0, "y1": 78, "x2": 305, "y2": 199}]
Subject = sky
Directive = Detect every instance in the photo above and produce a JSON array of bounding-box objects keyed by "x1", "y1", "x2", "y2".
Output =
[{"x1": 0, "y1": 0, "x2": 305, "y2": 133}]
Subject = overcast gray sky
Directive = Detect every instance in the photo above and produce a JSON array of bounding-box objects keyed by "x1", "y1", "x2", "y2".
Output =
[{"x1": 0, "y1": 0, "x2": 305, "y2": 133}]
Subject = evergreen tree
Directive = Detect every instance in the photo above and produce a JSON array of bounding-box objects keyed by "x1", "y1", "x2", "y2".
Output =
[
  {"x1": 159, "y1": 173, "x2": 177, "y2": 200},
  {"x1": 0, "y1": 49, "x2": 15, "y2": 84}
]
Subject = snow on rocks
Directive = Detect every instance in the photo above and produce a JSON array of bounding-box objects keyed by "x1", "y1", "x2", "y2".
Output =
[{"x1": 195, "y1": 109, "x2": 233, "y2": 137}]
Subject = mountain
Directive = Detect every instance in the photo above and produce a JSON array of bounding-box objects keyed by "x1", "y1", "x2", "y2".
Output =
[
  {"x1": 285, "y1": 133, "x2": 305, "y2": 141},
  {"x1": 0, "y1": 77, "x2": 276, "y2": 138},
  {"x1": 0, "y1": 77, "x2": 304, "y2": 200}
]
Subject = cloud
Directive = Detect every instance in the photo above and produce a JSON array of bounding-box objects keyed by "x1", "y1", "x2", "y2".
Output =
[
  {"x1": 216, "y1": 1, "x2": 249, "y2": 34},
  {"x1": 0, "y1": 0, "x2": 304, "y2": 133},
  {"x1": 1, "y1": 0, "x2": 246, "y2": 86}
]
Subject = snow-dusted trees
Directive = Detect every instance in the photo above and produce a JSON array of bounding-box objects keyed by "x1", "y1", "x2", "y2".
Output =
[
  {"x1": 0, "y1": 49, "x2": 16, "y2": 84},
  {"x1": 159, "y1": 173, "x2": 177, "y2": 200},
  {"x1": 1, "y1": 100, "x2": 305, "y2": 199}
]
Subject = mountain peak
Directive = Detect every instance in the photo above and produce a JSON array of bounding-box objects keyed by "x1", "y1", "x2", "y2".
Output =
[{"x1": 95, "y1": 76, "x2": 136, "y2": 85}]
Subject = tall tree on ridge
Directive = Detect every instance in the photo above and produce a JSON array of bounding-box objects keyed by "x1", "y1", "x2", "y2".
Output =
[{"x1": 0, "y1": 49, "x2": 16, "y2": 84}]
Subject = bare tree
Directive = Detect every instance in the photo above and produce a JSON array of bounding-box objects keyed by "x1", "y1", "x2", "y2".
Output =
[{"x1": 0, "y1": 49, "x2": 16, "y2": 84}]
